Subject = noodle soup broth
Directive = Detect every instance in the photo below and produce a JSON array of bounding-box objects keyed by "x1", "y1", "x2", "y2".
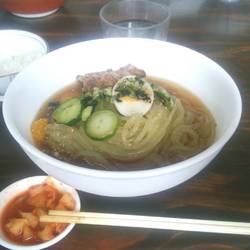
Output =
[{"x1": 31, "y1": 71, "x2": 216, "y2": 171}]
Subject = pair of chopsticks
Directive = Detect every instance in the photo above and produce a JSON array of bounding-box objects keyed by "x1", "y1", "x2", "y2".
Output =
[{"x1": 40, "y1": 210, "x2": 250, "y2": 235}]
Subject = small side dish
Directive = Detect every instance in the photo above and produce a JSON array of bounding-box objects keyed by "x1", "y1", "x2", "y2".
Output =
[
  {"x1": 0, "y1": 30, "x2": 47, "y2": 96},
  {"x1": 0, "y1": 176, "x2": 80, "y2": 249}
]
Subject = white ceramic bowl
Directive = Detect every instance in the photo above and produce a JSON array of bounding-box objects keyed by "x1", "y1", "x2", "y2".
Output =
[
  {"x1": 2, "y1": 38, "x2": 242, "y2": 197},
  {"x1": 0, "y1": 30, "x2": 48, "y2": 100},
  {"x1": 0, "y1": 176, "x2": 81, "y2": 250}
]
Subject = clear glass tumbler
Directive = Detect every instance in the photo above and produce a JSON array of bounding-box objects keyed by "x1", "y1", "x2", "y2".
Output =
[{"x1": 99, "y1": 0, "x2": 171, "y2": 40}]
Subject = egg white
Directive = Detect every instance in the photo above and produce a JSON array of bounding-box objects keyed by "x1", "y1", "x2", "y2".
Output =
[{"x1": 113, "y1": 76, "x2": 154, "y2": 117}]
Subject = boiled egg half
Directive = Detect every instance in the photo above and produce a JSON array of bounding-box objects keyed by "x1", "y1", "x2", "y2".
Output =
[{"x1": 112, "y1": 75, "x2": 154, "y2": 117}]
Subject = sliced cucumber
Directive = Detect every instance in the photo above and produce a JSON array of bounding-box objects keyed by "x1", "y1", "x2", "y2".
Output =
[
  {"x1": 52, "y1": 97, "x2": 82, "y2": 125},
  {"x1": 85, "y1": 110, "x2": 119, "y2": 140},
  {"x1": 81, "y1": 106, "x2": 93, "y2": 122}
]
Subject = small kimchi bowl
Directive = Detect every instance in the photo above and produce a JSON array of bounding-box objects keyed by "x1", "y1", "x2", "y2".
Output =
[
  {"x1": 0, "y1": 176, "x2": 81, "y2": 250},
  {"x1": 2, "y1": 38, "x2": 242, "y2": 197}
]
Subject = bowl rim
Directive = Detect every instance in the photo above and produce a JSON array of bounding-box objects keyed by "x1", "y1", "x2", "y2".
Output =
[
  {"x1": 2, "y1": 37, "x2": 242, "y2": 179},
  {"x1": 0, "y1": 175, "x2": 81, "y2": 250}
]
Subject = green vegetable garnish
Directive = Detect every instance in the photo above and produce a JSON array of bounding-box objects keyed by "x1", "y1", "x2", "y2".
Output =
[
  {"x1": 114, "y1": 77, "x2": 151, "y2": 102},
  {"x1": 85, "y1": 110, "x2": 119, "y2": 140},
  {"x1": 81, "y1": 106, "x2": 93, "y2": 122},
  {"x1": 151, "y1": 84, "x2": 174, "y2": 111},
  {"x1": 52, "y1": 97, "x2": 82, "y2": 125}
]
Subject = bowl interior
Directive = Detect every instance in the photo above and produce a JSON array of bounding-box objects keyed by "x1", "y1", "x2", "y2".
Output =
[{"x1": 3, "y1": 38, "x2": 242, "y2": 173}]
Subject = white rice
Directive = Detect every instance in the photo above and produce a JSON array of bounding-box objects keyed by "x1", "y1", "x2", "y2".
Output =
[{"x1": 0, "y1": 50, "x2": 44, "y2": 76}]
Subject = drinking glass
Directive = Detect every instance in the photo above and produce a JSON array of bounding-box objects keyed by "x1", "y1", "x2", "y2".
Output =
[{"x1": 99, "y1": 0, "x2": 171, "y2": 40}]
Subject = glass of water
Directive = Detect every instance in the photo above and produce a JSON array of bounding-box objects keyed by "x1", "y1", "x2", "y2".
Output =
[{"x1": 99, "y1": 0, "x2": 171, "y2": 40}]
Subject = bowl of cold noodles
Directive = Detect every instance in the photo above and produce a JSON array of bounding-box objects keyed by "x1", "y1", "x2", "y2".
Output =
[
  {"x1": 2, "y1": 38, "x2": 242, "y2": 197},
  {"x1": 0, "y1": 176, "x2": 80, "y2": 249}
]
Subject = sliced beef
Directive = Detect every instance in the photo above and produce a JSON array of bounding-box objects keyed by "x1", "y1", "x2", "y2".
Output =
[{"x1": 76, "y1": 64, "x2": 146, "y2": 92}]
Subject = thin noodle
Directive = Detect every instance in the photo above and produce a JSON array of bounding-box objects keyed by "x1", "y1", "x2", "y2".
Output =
[{"x1": 43, "y1": 83, "x2": 216, "y2": 170}]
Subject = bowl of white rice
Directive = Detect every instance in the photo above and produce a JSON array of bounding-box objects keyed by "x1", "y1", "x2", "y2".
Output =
[{"x1": 0, "y1": 30, "x2": 47, "y2": 100}]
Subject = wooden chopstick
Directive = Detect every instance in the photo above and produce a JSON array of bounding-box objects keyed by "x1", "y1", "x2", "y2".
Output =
[{"x1": 39, "y1": 210, "x2": 250, "y2": 235}]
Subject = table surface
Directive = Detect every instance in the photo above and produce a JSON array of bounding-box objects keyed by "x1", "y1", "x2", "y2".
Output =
[{"x1": 1, "y1": 0, "x2": 250, "y2": 249}]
